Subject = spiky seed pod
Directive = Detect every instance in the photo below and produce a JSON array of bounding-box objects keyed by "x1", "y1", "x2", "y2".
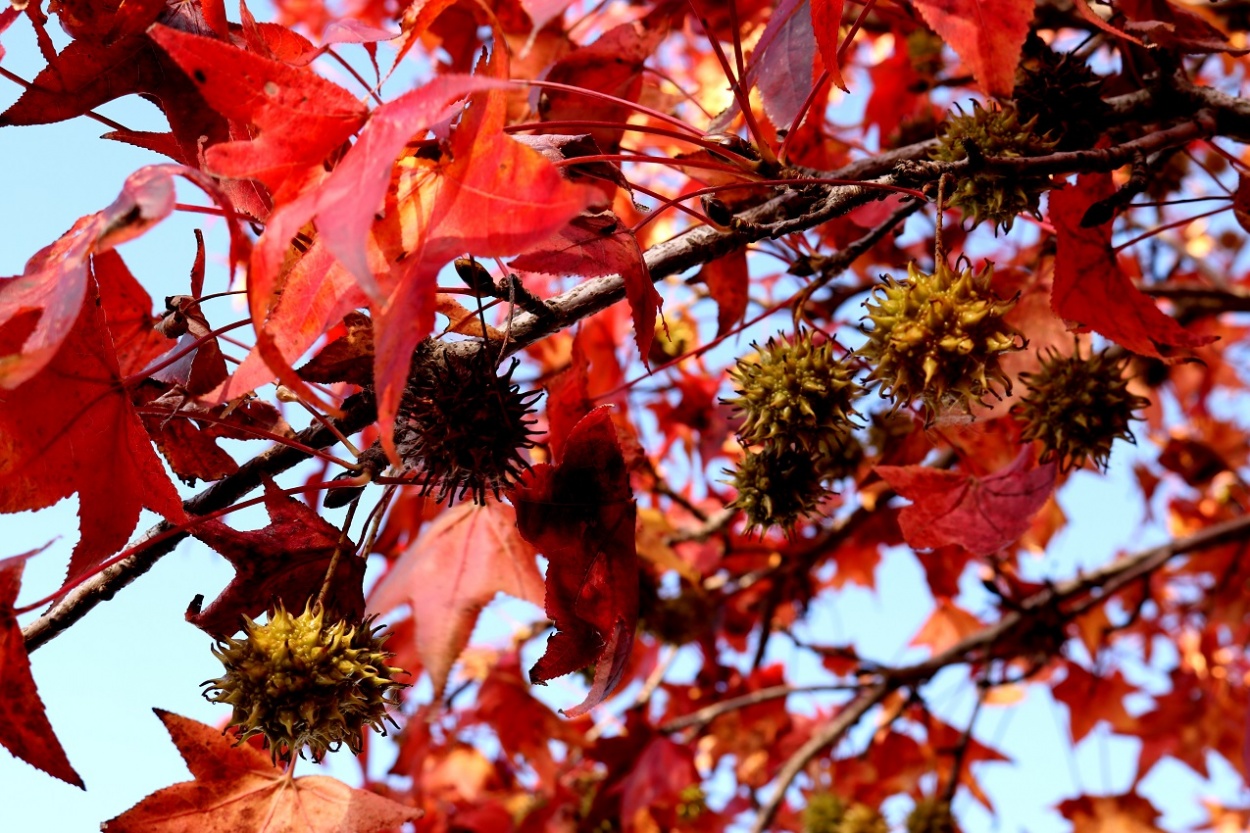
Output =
[
  {"x1": 649, "y1": 314, "x2": 698, "y2": 366},
  {"x1": 203, "y1": 604, "x2": 406, "y2": 762},
  {"x1": 858, "y1": 261, "x2": 1023, "y2": 415},
  {"x1": 728, "y1": 445, "x2": 831, "y2": 536},
  {"x1": 907, "y1": 798, "x2": 957, "y2": 833},
  {"x1": 1015, "y1": 348, "x2": 1151, "y2": 472},
  {"x1": 676, "y1": 785, "x2": 707, "y2": 822},
  {"x1": 803, "y1": 791, "x2": 846, "y2": 833},
  {"x1": 931, "y1": 101, "x2": 1059, "y2": 231},
  {"x1": 395, "y1": 347, "x2": 540, "y2": 504},
  {"x1": 839, "y1": 804, "x2": 889, "y2": 833},
  {"x1": 824, "y1": 434, "x2": 866, "y2": 482},
  {"x1": 1013, "y1": 45, "x2": 1109, "y2": 151},
  {"x1": 725, "y1": 330, "x2": 862, "y2": 457}
]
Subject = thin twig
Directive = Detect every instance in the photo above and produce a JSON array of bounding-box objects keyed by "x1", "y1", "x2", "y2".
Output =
[{"x1": 661, "y1": 682, "x2": 865, "y2": 733}]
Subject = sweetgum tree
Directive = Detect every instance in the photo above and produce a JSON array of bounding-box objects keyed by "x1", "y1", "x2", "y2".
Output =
[{"x1": 2, "y1": 0, "x2": 1250, "y2": 830}]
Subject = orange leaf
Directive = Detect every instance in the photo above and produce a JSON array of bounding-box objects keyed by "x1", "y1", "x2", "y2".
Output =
[
  {"x1": 910, "y1": 599, "x2": 986, "y2": 654},
  {"x1": 1052, "y1": 663, "x2": 1138, "y2": 744},
  {"x1": 911, "y1": 0, "x2": 1034, "y2": 97},
  {"x1": 102, "y1": 710, "x2": 422, "y2": 832},
  {"x1": 367, "y1": 500, "x2": 545, "y2": 697}
]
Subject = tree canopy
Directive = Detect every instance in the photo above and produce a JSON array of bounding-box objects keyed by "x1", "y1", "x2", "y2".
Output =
[{"x1": 2, "y1": 0, "x2": 1250, "y2": 831}]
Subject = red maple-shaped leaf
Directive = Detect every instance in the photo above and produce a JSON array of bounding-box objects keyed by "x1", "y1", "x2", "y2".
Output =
[
  {"x1": 745, "y1": 0, "x2": 820, "y2": 129},
  {"x1": 0, "y1": 254, "x2": 186, "y2": 579},
  {"x1": 213, "y1": 240, "x2": 367, "y2": 404},
  {"x1": 1051, "y1": 173, "x2": 1217, "y2": 359},
  {"x1": 465, "y1": 653, "x2": 587, "y2": 784},
  {"x1": 538, "y1": 17, "x2": 668, "y2": 153},
  {"x1": 619, "y1": 736, "x2": 701, "y2": 831},
  {"x1": 0, "y1": 28, "x2": 231, "y2": 171},
  {"x1": 0, "y1": 548, "x2": 83, "y2": 788},
  {"x1": 186, "y1": 479, "x2": 365, "y2": 639},
  {"x1": 911, "y1": 0, "x2": 1035, "y2": 97},
  {"x1": 512, "y1": 406, "x2": 639, "y2": 717},
  {"x1": 876, "y1": 449, "x2": 1056, "y2": 556},
  {"x1": 698, "y1": 246, "x2": 749, "y2": 337},
  {"x1": 1058, "y1": 792, "x2": 1163, "y2": 833},
  {"x1": 1052, "y1": 663, "x2": 1139, "y2": 744},
  {"x1": 249, "y1": 71, "x2": 591, "y2": 453},
  {"x1": 366, "y1": 499, "x2": 545, "y2": 698},
  {"x1": 101, "y1": 710, "x2": 422, "y2": 832},
  {"x1": 149, "y1": 24, "x2": 368, "y2": 196}
]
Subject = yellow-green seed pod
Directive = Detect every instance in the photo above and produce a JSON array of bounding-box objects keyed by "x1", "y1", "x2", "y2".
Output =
[
  {"x1": 858, "y1": 261, "x2": 1023, "y2": 415},
  {"x1": 907, "y1": 798, "x2": 958, "y2": 833},
  {"x1": 203, "y1": 604, "x2": 407, "y2": 762},
  {"x1": 725, "y1": 330, "x2": 862, "y2": 456},
  {"x1": 803, "y1": 791, "x2": 847, "y2": 833},
  {"x1": 931, "y1": 101, "x2": 1058, "y2": 231},
  {"x1": 839, "y1": 803, "x2": 889, "y2": 833}
]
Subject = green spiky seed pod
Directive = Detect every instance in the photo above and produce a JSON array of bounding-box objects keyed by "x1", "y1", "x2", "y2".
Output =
[
  {"x1": 1014, "y1": 44, "x2": 1109, "y2": 151},
  {"x1": 907, "y1": 798, "x2": 957, "y2": 833},
  {"x1": 725, "y1": 330, "x2": 862, "y2": 457},
  {"x1": 728, "y1": 445, "x2": 830, "y2": 536},
  {"x1": 931, "y1": 101, "x2": 1058, "y2": 231},
  {"x1": 803, "y1": 791, "x2": 847, "y2": 833},
  {"x1": 1015, "y1": 348, "x2": 1150, "y2": 472},
  {"x1": 676, "y1": 785, "x2": 707, "y2": 822},
  {"x1": 824, "y1": 434, "x2": 866, "y2": 482},
  {"x1": 649, "y1": 314, "x2": 698, "y2": 366},
  {"x1": 840, "y1": 804, "x2": 889, "y2": 833},
  {"x1": 858, "y1": 261, "x2": 1023, "y2": 414},
  {"x1": 396, "y1": 346, "x2": 540, "y2": 504},
  {"x1": 203, "y1": 604, "x2": 406, "y2": 762}
]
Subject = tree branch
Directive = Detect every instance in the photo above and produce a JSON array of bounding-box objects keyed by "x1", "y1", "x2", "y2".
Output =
[
  {"x1": 22, "y1": 393, "x2": 377, "y2": 651},
  {"x1": 747, "y1": 511, "x2": 1250, "y2": 833},
  {"x1": 749, "y1": 683, "x2": 890, "y2": 833}
]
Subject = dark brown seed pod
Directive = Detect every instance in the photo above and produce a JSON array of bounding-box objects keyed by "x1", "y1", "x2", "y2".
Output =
[
  {"x1": 1015, "y1": 348, "x2": 1151, "y2": 472},
  {"x1": 395, "y1": 346, "x2": 540, "y2": 504},
  {"x1": 728, "y1": 445, "x2": 831, "y2": 536},
  {"x1": 1013, "y1": 44, "x2": 1109, "y2": 151}
]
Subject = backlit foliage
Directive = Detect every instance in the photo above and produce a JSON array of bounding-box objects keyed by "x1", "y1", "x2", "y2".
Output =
[{"x1": 1, "y1": 1, "x2": 1250, "y2": 832}]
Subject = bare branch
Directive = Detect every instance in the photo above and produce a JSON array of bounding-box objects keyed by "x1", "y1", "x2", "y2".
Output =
[{"x1": 747, "y1": 511, "x2": 1250, "y2": 832}]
